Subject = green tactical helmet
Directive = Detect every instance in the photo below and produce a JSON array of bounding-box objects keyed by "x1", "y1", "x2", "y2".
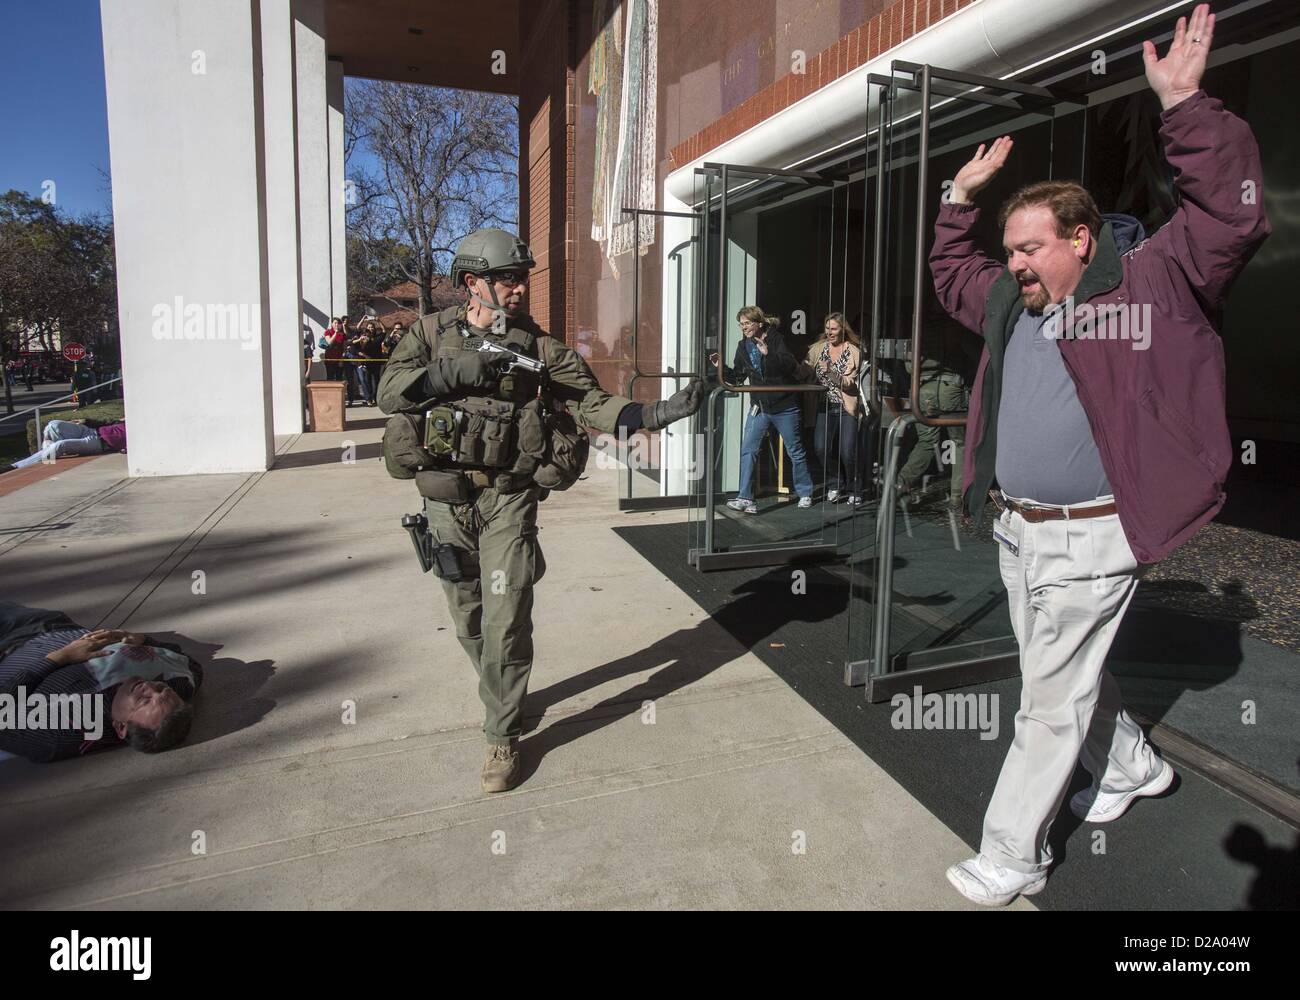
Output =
[{"x1": 451, "y1": 229, "x2": 537, "y2": 288}]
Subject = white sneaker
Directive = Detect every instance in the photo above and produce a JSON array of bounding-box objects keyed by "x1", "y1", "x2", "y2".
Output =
[
  {"x1": 827, "y1": 489, "x2": 842, "y2": 503},
  {"x1": 726, "y1": 498, "x2": 758, "y2": 514},
  {"x1": 847, "y1": 494, "x2": 865, "y2": 508},
  {"x1": 1070, "y1": 759, "x2": 1175, "y2": 823},
  {"x1": 946, "y1": 853, "x2": 1048, "y2": 907},
  {"x1": 797, "y1": 496, "x2": 813, "y2": 508}
]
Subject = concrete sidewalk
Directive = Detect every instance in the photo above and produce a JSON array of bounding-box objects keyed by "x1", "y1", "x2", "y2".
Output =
[{"x1": 0, "y1": 413, "x2": 1027, "y2": 909}]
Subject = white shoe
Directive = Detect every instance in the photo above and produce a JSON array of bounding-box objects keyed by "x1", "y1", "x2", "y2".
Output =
[
  {"x1": 946, "y1": 853, "x2": 1048, "y2": 907},
  {"x1": 726, "y1": 498, "x2": 758, "y2": 514},
  {"x1": 827, "y1": 489, "x2": 842, "y2": 503},
  {"x1": 1070, "y1": 759, "x2": 1175, "y2": 823},
  {"x1": 797, "y1": 497, "x2": 813, "y2": 509},
  {"x1": 847, "y1": 494, "x2": 865, "y2": 508}
]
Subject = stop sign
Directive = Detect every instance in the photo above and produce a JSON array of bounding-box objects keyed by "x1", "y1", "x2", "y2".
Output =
[{"x1": 62, "y1": 343, "x2": 86, "y2": 362}]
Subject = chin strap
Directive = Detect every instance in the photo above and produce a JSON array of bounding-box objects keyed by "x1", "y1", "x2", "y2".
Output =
[{"x1": 466, "y1": 276, "x2": 510, "y2": 329}]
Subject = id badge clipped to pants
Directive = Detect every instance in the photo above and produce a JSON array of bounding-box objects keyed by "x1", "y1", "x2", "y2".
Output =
[{"x1": 992, "y1": 510, "x2": 1020, "y2": 558}]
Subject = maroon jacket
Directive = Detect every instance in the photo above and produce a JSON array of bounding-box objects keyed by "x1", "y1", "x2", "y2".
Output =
[{"x1": 930, "y1": 90, "x2": 1270, "y2": 564}]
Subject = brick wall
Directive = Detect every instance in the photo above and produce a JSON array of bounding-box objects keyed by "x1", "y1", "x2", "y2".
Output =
[
  {"x1": 669, "y1": 0, "x2": 976, "y2": 170},
  {"x1": 518, "y1": 0, "x2": 578, "y2": 340}
]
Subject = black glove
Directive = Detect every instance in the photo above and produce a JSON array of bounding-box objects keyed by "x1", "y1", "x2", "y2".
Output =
[
  {"x1": 642, "y1": 378, "x2": 706, "y2": 431},
  {"x1": 420, "y1": 352, "x2": 509, "y2": 398}
]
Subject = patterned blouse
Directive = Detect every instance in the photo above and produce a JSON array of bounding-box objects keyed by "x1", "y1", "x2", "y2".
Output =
[{"x1": 814, "y1": 342, "x2": 856, "y2": 407}]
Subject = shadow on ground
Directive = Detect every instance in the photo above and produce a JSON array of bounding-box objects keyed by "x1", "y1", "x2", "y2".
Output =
[{"x1": 519, "y1": 562, "x2": 846, "y2": 779}]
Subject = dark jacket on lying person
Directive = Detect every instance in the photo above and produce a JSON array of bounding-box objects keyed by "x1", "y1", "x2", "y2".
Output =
[{"x1": 0, "y1": 600, "x2": 202, "y2": 763}]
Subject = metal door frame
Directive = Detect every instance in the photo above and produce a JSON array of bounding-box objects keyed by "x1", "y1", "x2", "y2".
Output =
[
  {"x1": 617, "y1": 205, "x2": 703, "y2": 512},
  {"x1": 688, "y1": 162, "x2": 840, "y2": 572},
  {"x1": 847, "y1": 61, "x2": 1081, "y2": 699}
]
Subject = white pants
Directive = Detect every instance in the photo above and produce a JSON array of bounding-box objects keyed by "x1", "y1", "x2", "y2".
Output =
[
  {"x1": 12, "y1": 419, "x2": 104, "y2": 469},
  {"x1": 981, "y1": 499, "x2": 1162, "y2": 874}
]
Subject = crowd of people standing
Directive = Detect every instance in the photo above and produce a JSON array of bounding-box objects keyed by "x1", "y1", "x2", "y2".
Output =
[{"x1": 310, "y1": 316, "x2": 408, "y2": 407}]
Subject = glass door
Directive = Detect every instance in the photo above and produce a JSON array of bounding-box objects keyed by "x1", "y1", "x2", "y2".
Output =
[
  {"x1": 617, "y1": 206, "x2": 702, "y2": 512},
  {"x1": 846, "y1": 62, "x2": 1085, "y2": 698},
  {"x1": 687, "y1": 162, "x2": 867, "y2": 572}
]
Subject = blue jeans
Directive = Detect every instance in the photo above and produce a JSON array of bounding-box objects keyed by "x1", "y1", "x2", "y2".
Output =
[
  {"x1": 13, "y1": 420, "x2": 105, "y2": 470},
  {"x1": 737, "y1": 404, "x2": 814, "y2": 501},
  {"x1": 356, "y1": 363, "x2": 377, "y2": 403},
  {"x1": 814, "y1": 404, "x2": 865, "y2": 494}
]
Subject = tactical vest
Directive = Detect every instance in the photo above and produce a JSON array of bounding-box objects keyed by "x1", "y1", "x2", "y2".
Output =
[{"x1": 382, "y1": 307, "x2": 589, "y2": 497}]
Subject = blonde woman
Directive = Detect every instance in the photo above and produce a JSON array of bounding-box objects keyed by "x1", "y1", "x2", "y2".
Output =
[
  {"x1": 807, "y1": 313, "x2": 868, "y2": 506},
  {"x1": 708, "y1": 306, "x2": 814, "y2": 513}
]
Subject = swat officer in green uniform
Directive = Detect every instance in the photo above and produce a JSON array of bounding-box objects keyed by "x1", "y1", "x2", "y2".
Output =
[{"x1": 379, "y1": 228, "x2": 704, "y2": 793}]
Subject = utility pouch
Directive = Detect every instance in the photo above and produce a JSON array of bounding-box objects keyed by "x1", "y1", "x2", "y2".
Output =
[
  {"x1": 383, "y1": 412, "x2": 437, "y2": 480},
  {"x1": 533, "y1": 403, "x2": 590, "y2": 491},
  {"x1": 414, "y1": 468, "x2": 472, "y2": 504},
  {"x1": 423, "y1": 404, "x2": 461, "y2": 460}
]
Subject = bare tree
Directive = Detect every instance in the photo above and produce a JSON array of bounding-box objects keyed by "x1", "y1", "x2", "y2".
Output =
[{"x1": 345, "y1": 81, "x2": 518, "y2": 316}]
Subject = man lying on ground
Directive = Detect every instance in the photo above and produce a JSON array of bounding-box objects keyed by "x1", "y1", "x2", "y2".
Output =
[
  {"x1": 0, "y1": 601, "x2": 201, "y2": 763},
  {"x1": 0, "y1": 418, "x2": 127, "y2": 474}
]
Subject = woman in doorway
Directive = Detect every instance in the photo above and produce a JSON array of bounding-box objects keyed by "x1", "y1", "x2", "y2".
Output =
[
  {"x1": 708, "y1": 306, "x2": 815, "y2": 514},
  {"x1": 807, "y1": 313, "x2": 870, "y2": 507}
]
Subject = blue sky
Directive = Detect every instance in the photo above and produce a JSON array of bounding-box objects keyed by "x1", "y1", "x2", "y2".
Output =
[{"x1": 0, "y1": 0, "x2": 113, "y2": 218}]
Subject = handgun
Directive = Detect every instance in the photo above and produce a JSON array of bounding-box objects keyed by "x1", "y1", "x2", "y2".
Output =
[{"x1": 461, "y1": 337, "x2": 545, "y2": 376}]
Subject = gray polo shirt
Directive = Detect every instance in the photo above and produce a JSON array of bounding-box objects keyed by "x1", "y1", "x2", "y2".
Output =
[{"x1": 995, "y1": 307, "x2": 1111, "y2": 505}]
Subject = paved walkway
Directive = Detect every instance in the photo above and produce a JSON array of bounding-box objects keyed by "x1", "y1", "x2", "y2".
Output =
[{"x1": 0, "y1": 411, "x2": 1020, "y2": 909}]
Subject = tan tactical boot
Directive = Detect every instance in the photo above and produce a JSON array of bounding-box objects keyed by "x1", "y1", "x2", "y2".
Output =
[{"x1": 481, "y1": 741, "x2": 521, "y2": 793}]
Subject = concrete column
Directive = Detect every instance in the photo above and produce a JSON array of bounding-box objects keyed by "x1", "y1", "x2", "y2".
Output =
[
  {"x1": 293, "y1": 0, "x2": 330, "y2": 352},
  {"x1": 101, "y1": 0, "x2": 274, "y2": 475},
  {"x1": 327, "y1": 57, "x2": 348, "y2": 318},
  {"x1": 261, "y1": 0, "x2": 304, "y2": 435}
]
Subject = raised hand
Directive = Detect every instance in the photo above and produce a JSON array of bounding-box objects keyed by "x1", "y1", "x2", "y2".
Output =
[
  {"x1": 951, "y1": 135, "x2": 1014, "y2": 205},
  {"x1": 1144, "y1": 3, "x2": 1213, "y2": 111}
]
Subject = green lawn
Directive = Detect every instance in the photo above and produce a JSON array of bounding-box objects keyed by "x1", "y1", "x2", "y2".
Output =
[{"x1": 0, "y1": 399, "x2": 125, "y2": 466}]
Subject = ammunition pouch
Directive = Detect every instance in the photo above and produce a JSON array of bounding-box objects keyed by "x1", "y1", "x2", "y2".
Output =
[
  {"x1": 431, "y1": 541, "x2": 473, "y2": 582},
  {"x1": 424, "y1": 397, "x2": 517, "y2": 467}
]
